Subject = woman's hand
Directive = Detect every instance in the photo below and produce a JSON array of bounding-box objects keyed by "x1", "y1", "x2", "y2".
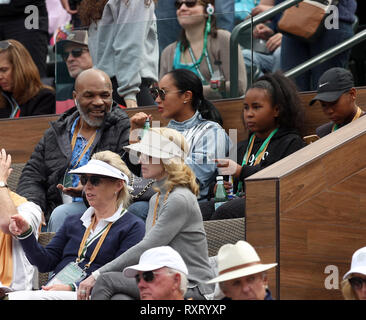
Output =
[
  {"x1": 253, "y1": 23, "x2": 274, "y2": 40},
  {"x1": 213, "y1": 180, "x2": 233, "y2": 194},
  {"x1": 9, "y1": 214, "x2": 30, "y2": 236},
  {"x1": 77, "y1": 275, "x2": 96, "y2": 300},
  {"x1": 215, "y1": 159, "x2": 242, "y2": 178},
  {"x1": 42, "y1": 284, "x2": 72, "y2": 291},
  {"x1": 266, "y1": 33, "x2": 282, "y2": 52},
  {"x1": 0, "y1": 148, "x2": 12, "y2": 184}
]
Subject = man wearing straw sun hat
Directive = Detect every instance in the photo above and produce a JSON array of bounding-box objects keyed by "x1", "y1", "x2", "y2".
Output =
[{"x1": 207, "y1": 240, "x2": 277, "y2": 300}]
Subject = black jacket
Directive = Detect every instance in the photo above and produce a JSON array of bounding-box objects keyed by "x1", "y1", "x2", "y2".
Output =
[
  {"x1": 16, "y1": 104, "x2": 132, "y2": 221},
  {"x1": 234, "y1": 127, "x2": 305, "y2": 193},
  {"x1": 0, "y1": 1, "x2": 47, "y2": 19},
  {"x1": 0, "y1": 88, "x2": 55, "y2": 118}
]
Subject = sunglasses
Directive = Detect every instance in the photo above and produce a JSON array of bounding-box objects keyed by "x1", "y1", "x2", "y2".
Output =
[
  {"x1": 61, "y1": 48, "x2": 89, "y2": 61},
  {"x1": 135, "y1": 271, "x2": 168, "y2": 284},
  {"x1": 149, "y1": 87, "x2": 183, "y2": 101},
  {"x1": 348, "y1": 277, "x2": 366, "y2": 290},
  {"x1": 79, "y1": 175, "x2": 115, "y2": 187},
  {"x1": 0, "y1": 40, "x2": 11, "y2": 50},
  {"x1": 174, "y1": 0, "x2": 198, "y2": 9}
]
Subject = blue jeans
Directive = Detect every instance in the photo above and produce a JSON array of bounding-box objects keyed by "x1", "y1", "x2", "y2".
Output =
[
  {"x1": 47, "y1": 202, "x2": 87, "y2": 232},
  {"x1": 280, "y1": 21, "x2": 354, "y2": 91},
  {"x1": 127, "y1": 201, "x2": 149, "y2": 222},
  {"x1": 243, "y1": 46, "x2": 281, "y2": 76}
]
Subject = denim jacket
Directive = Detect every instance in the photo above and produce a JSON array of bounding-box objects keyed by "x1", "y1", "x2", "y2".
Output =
[{"x1": 168, "y1": 111, "x2": 231, "y2": 199}]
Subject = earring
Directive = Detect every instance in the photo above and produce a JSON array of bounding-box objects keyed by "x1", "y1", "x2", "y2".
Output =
[{"x1": 183, "y1": 101, "x2": 187, "y2": 104}]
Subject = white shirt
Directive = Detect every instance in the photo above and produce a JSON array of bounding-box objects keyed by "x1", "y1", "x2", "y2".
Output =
[{"x1": 11, "y1": 201, "x2": 42, "y2": 291}]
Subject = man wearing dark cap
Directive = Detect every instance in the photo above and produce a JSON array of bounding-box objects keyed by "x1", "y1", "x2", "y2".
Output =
[
  {"x1": 310, "y1": 67, "x2": 365, "y2": 138},
  {"x1": 55, "y1": 30, "x2": 93, "y2": 114}
]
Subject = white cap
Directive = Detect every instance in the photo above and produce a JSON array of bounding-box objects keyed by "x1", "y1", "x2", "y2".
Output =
[
  {"x1": 343, "y1": 247, "x2": 366, "y2": 280},
  {"x1": 123, "y1": 246, "x2": 188, "y2": 278},
  {"x1": 69, "y1": 159, "x2": 129, "y2": 185}
]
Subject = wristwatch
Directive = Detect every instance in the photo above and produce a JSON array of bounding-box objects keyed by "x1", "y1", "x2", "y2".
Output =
[{"x1": 0, "y1": 181, "x2": 8, "y2": 188}]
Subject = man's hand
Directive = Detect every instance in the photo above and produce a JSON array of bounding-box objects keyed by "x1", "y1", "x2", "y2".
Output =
[
  {"x1": 129, "y1": 112, "x2": 151, "y2": 143},
  {"x1": 57, "y1": 183, "x2": 83, "y2": 198},
  {"x1": 253, "y1": 23, "x2": 274, "y2": 40},
  {"x1": 251, "y1": 4, "x2": 273, "y2": 17}
]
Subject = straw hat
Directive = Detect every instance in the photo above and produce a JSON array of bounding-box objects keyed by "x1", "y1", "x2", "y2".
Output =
[{"x1": 207, "y1": 241, "x2": 277, "y2": 284}]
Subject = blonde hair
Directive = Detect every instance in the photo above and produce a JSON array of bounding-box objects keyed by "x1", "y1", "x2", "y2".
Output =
[
  {"x1": 150, "y1": 127, "x2": 199, "y2": 196},
  {"x1": 341, "y1": 279, "x2": 358, "y2": 300},
  {"x1": 0, "y1": 39, "x2": 53, "y2": 108},
  {"x1": 91, "y1": 151, "x2": 132, "y2": 208}
]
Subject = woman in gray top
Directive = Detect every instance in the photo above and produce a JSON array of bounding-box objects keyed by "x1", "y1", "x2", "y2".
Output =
[{"x1": 78, "y1": 127, "x2": 215, "y2": 300}]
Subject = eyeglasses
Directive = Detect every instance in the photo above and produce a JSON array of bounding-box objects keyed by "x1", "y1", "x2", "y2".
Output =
[
  {"x1": 0, "y1": 40, "x2": 11, "y2": 50},
  {"x1": 79, "y1": 175, "x2": 115, "y2": 186},
  {"x1": 135, "y1": 271, "x2": 169, "y2": 284},
  {"x1": 348, "y1": 277, "x2": 366, "y2": 290},
  {"x1": 174, "y1": 0, "x2": 198, "y2": 9},
  {"x1": 61, "y1": 48, "x2": 89, "y2": 61},
  {"x1": 149, "y1": 87, "x2": 183, "y2": 101}
]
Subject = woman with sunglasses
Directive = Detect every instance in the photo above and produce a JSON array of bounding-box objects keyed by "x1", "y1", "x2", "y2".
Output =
[
  {"x1": 0, "y1": 39, "x2": 55, "y2": 118},
  {"x1": 6, "y1": 151, "x2": 145, "y2": 300},
  {"x1": 78, "y1": 128, "x2": 215, "y2": 300},
  {"x1": 160, "y1": 0, "x2": 247, "y2": 100},
  {"x1": 131, "y1": 68, "x2": 230, "y2": 204},
  {"x1": 341, "y1": 247, "x2": 366, "y2": 300}
]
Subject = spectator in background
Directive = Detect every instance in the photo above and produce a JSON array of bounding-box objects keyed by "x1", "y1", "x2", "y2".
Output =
[
  {"x1": 160, "y1": 0, "x2": 246, "y2": 100},
  {"x1": 280, "y1": 0, "x2": 357, "y2": 91},
  {"x1": 0, "y1": 39, "x2": 55, "y2": 118},
  {"x1": 0, "y1": 0, "x2": 49, "y2": 78},
  {"x1": 60, "y1": 0, "x2": 82, "y2": 28},
  {"x1": 55, "y1": 30, "x2": 93, "y2": 114},
  {"x1": 0, "y1": 149, "x2": 42, "y2": 297},
  {"x1": 16, "y1": 69, "x2": 134, "y2": 229},
  {"x1": 155, "y1": 0, "x2": 235, "y2": 55},
  {"x1": 311, "y1": 67, "x2": 365, "y2": 138},
  {"x1": 341, "y1": 246, "x2": 366, "y2": 300},
  {"x1": 46, "y1": 0, "x2": 71, "y2": 37},
  {"x1": 6, "y1": 151, "x2": 145, "y2": 300},
  {"x1": 123, "y1": 246, "x2": 188, "y2": 300},
  {"x1": 207, "y1": 240, "x2": 277, "y2": 300},
  {"x1": 78, "y1": 0, "x2": 158, "y2": 108}
]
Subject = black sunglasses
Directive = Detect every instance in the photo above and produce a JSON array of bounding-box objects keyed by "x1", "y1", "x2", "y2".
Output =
[
  {"x1": 79, "y1": 175, "x2": 114, "y2": 186},
  {"x1": 61, "y1": 48, "x2": 89, "y2": 61},
  {"x1": 135, "y1": 271, "x2": 167, "y2": 284},
  {"x1": 174, "y1": 0, "x2": 198, "y2": 9},
  {"x1": 149, "y1": 87, "x2": 183, "y2": 101},
  {"x1": 348, "y1": 277, "x2": 366, "y2": 290},
  {"x1": 0, "y1": 40, "x2": 11, "y2": 50}
]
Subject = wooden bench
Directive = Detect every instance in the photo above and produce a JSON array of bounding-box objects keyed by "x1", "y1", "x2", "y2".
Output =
[
  {"x1": 2, "y1": 86, "x2": 366, "y2": 164},
  {"x1": 245, "y1": 115, "x2": 366, "y2": 300}
]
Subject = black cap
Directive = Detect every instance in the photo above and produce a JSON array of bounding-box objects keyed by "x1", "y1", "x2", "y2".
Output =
[{"x1": 309, "y1": 67, "x2": 354, "y2": 105}]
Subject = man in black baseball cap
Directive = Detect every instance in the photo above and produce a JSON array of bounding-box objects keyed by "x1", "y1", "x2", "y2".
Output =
[{"x1": 310, "y1": 67, "x2": 364, "y2": 138}]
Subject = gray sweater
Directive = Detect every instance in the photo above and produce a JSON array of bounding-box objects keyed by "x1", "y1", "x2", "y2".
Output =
[{"x1": 98, "y1": 178, "x2": 215, "y2": 296}]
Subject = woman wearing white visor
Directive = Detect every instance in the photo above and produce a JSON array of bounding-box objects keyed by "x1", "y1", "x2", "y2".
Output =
[
  {"x1": 6, "y1": 151, "x2": 145, "y2": 300},
  {"x1": 78, "y1": 127, "x2": 215, "y2": 300}
]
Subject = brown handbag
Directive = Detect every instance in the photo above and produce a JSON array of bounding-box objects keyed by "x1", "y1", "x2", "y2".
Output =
[{"x1": 278, "y1": 0, "x2": 339, "y2": 42}]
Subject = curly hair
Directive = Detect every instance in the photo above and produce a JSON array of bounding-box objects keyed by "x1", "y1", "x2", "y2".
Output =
[
  {"x1": 249, "y1": 71, "x2": 305, "y2": 136},
  {"x1": 150, "y1": 127, "x2": 199, "y2": 196}
]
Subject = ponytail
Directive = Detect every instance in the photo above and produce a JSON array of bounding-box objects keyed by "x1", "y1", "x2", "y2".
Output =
[{"x1": 198, "y1": 99, "x2": 223, "y2": 126}]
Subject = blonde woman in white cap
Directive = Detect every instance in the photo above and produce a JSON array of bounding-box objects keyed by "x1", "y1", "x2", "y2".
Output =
[
  {"x1": 5, "y1": 151, "x2": 145, "y2": 300},
  {"x1": 78, "y1": 127, "x2": 215, "y2": 300},
  {"x1": 341, "y1": 247, "x2": 366, "y2": 300},
  {"x1": 123, "y1": 246, "x2": 189, "y2": 300},
  {"x1": 207, "y1": 240, "x2": 277, "y2": 300}
]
